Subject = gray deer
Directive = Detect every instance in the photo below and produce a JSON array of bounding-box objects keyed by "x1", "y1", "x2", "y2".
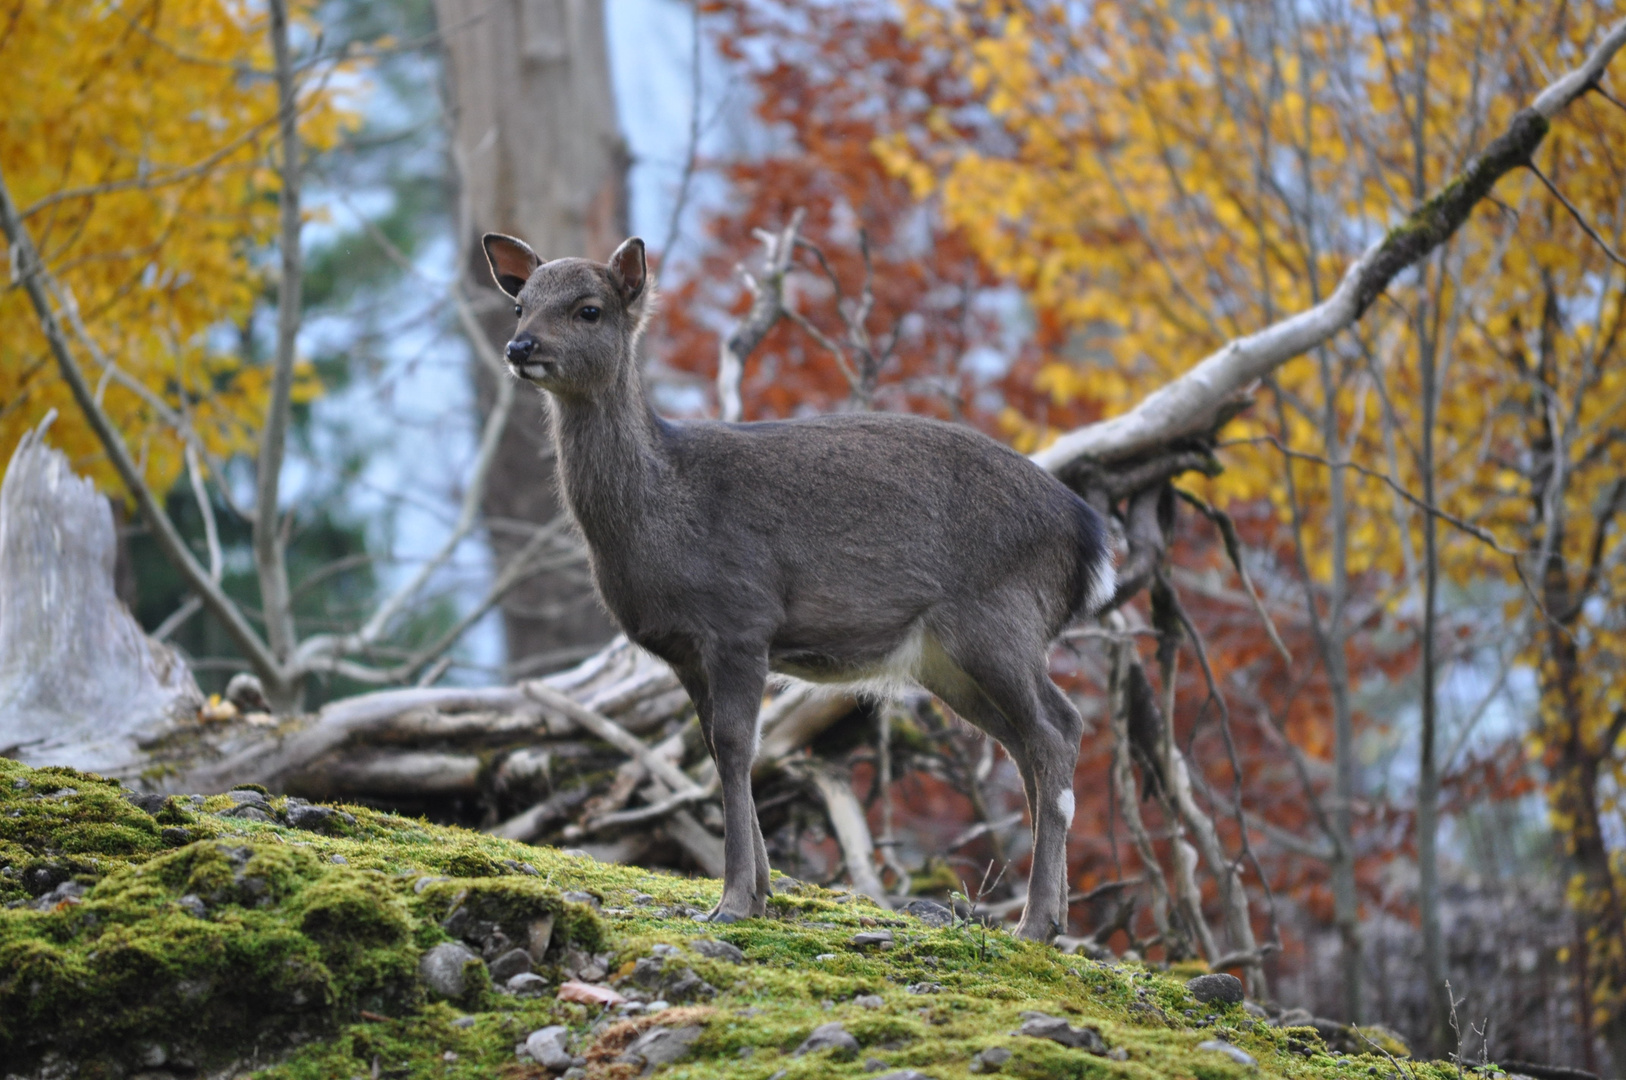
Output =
[{"x1": 483, "y1": 233, "x2": 1114, "y2": 940}]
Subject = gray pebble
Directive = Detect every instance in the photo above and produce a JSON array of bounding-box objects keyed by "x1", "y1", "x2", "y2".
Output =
[
  {"x1": 507, "y1": 972, "x2": 549, "y2": 996},
  {"x1": 794, "y1": 1021, "x2": 859, "y2": 1059},
  {"x1": 1186, "y1": 973, "x2": 1245, "y2": 1005},
  {"x1": 970, "y1": 1046, "x2": 1012, "y2": 1073},
  {"x1": 690, "y1": 937, "x2": 745, "y2": 963},
  {"x1": 900, "y1": 898, "x2": 954, "y2": 927},
  {"x1": 524, "y1": 1025, "x2": 573, "y2": 1070},
  {"x1": 1018, "y1": 1013, "x2": 1107, "y2": 1054},
  {"x1": 854, "y1": 994, "x2": 885, "y2": 1009},
  {"x1": 1197, "y1": 1039, "x2": 1256, "y2": 1066},
  {"x1": 489, "y1": 947, "x2": 532, "y2": 983},
  {"x1": 618, "y1": 1024, "x2": 702, "y2": 1068},
  {"x1": 420, "y1": 942, "x2": 484, "y2": 1000}
]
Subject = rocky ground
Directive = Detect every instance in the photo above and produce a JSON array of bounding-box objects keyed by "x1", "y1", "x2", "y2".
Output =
[{"x1": 1, "y1": 757, "x2": 1463, "y2": 1080}]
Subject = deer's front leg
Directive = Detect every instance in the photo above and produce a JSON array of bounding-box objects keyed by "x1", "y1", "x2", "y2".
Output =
[{"x1": 693, "y1": 648, "x2": 771, "y2": 923}]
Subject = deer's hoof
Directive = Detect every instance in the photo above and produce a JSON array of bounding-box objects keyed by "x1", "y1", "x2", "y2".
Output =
[{"x1": 704, "y1": 909, "x2": 745, "y2": 924}]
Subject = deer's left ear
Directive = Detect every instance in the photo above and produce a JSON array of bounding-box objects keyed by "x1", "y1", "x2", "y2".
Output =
[
  {"x1": 608, "y1": 237, "x2": 646, "y2": 305},
  {"x1": 483, "y1": 233, "x2": 540, "y2": 297}
]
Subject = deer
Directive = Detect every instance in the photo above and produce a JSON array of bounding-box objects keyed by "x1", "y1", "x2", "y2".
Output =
[{"x1": 482, "y1": 232, "x2": 1115, "y2": 940}]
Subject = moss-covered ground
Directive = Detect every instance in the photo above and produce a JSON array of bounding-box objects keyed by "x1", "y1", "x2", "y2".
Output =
[{"x1": 1, "y1": 758, "x2": 1451, "y2": 1080}]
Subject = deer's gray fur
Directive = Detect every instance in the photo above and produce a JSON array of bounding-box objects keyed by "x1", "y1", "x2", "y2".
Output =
[{"x1": 483, "y1": 232, "x2": 1114, "y2": 939}]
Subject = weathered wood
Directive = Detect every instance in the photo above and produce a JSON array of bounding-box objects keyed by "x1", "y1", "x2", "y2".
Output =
[{"x1": 0, "y1": 421, "x2": 200, "y2": 775}]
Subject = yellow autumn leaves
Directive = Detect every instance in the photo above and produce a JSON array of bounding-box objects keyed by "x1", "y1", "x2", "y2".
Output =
[{"x1": 1, "y1": 0, "x2": 360, "y2": 497}]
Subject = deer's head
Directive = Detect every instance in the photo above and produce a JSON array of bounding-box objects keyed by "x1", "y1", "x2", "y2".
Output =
[{"x1": 482, "y1": 234, "x2": 650, "y2": 397}]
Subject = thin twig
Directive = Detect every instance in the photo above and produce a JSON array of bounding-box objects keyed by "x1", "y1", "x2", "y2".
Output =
[{"x1": 1528, "y1": 161, "x2": 1626, "y2": 267}]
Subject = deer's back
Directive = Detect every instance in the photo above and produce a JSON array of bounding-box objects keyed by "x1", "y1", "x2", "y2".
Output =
[{"x1": 585, "y1": 412, "x2": 1102, "y2": 667}]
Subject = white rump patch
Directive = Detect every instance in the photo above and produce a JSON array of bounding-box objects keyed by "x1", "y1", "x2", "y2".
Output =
[
  {"x1": 1085, "y1": 547, "x2": 1117, "y2": 613},
  {"x1": 769, "y1": 622, "x2": 929, "y2": 703},
  {"x1": 1056, "y1": 790, "x2": 1076, "y2": 827}
]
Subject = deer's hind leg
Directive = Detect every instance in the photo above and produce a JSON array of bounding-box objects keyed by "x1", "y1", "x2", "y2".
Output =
[
  {"x1": 678, "y1": 645, "x2": 773, "y2": 923},
  {"x1": 920, "y1": 614, "x2": 1083, "y2": 941}
]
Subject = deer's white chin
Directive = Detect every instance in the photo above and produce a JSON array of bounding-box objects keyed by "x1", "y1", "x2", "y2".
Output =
[{"x1": 509, "y1": 359, "x2": 557, "y2": 383}]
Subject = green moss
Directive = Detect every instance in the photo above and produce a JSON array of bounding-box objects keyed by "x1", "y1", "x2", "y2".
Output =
[{"x1": 0, "y1": 759, "x2": 1468, "y2": 1079}]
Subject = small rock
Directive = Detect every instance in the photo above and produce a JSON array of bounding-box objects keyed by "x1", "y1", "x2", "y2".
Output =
[
  {"x1": 556, "y1": 979, "x2": 626, "y2": 1007},
  {"x1": 329, "y1": 854, "x2": 348, "y2": 865},
  {"x1": 1186, "y1": 973, "x2": 1245, "y2": 1006},
  {"x1": 30, "y1": 880, "x2": 88, "y2": 911},
  {"x1": 815, "y1": 953, "x2": 838, "y2": 962},
  {"x1": 690, "y1": 938, "x2": 745, "y2": 963},
  {"x1": 220, "y1": 804, "x2": 276, "y2": 823},
  {"x1": 508, "y1": 972, "x2": 549, "y2": 996},
  {"x1": 161, "y1": 827, "x2": 192, "y2": 846},
  {"x1": 649, "y1": 943, "x2": 681, "y2": 957},
  {"x1": 900, "y1": 898, "x2": 954, "y2": 927},
  {"x1": 225, "y1": 672, "x2": 271, "y2": 713},
  {"x1": 618, "y1": 1024, "x2": 702, "y2": 1069},
  {"x1": 420, "y1": 942, "x2": 484, "y2": 1000},
  {"x1": 1197, "y1": 1039, "x2": 1256, "y2": 1066},
  {"x1": 864, "y1": 1058, "x2": 886, "y2": 1072},
  {"x1": 225, "y1": 788, "x2": 269, "y2": 807},
  {"x1": 176, "y1": 894, "x2": 208, "y2": 918},
  {"x1": 969, "y1": 1046, "x2": 1012, "y2": 1073},
  {"x1": 561, "y1": 889, "x2": 601, "y2": 908},
  {"x1": 524, "y1": 1025, "x2": 574, "y2": 1070},
  {"x1": 850, "y1": 929, "x2": 895, "y2": 949},
  {"x1": 451, "y1": 1015, "x2": 476, "y2": 1029},
  {"x1": 906, "y1": 982, "x2": 943, "y2": 994},
  {"x1": 646, "y1": 999, "x2": 669, "y2": 1012},
  {"x1": 560, "y1": 1070, "x2": 586, "y2": 1080},
  {"x1": 123, "y1": 791, "x2": 171, "y2": 816},
  {"x1": 661, "y1": 967, "x2": 716, "y2": 1002},
  {"x1": 854, "y1": 994, "x2": 885, "y2": 1009},
  {"x1": 1018, "y1": 1012, "x2": 1108, "y2": 1054},
  {"x1": 413, "y1": 875, "x2": 451, "y2": 894},
  {"x1": 875, "y1": 1072, "x2": 933, "y2": 1080},
  {"x1": 490, "y1": 947, "x2": 533, "y2": 983},
  {"x1": 795, "y1": 1021, "x2": 860, "y2": 1059},
  {"x1": 286, "y1": 803, "x2": 355, "y2": 834},
  {"x1": 633, "y1": 893, "x2": 656, "y2": 905}
]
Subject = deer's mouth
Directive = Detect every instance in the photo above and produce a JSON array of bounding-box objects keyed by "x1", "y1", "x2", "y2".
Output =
[{"x1": 509, "y1": 358, "x2": 557, "y2": 382}]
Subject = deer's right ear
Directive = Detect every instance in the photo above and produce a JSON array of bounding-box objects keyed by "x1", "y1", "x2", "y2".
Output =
[
  {"x1": 483, "y1": 233, "x2": 540, "y2": 298},
  {"x1": 608, "y1": 237, "x2": 647, "y2": 306}
]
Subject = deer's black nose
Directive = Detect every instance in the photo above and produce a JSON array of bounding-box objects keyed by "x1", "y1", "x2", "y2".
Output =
[{"x1": 505, "y1": 334, "x2": 536, "y2": 363}]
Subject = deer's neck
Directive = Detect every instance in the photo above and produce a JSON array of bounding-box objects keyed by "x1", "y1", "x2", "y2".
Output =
[{"x1": 547, "y1": 370, "x2": 668, "y2": 550}]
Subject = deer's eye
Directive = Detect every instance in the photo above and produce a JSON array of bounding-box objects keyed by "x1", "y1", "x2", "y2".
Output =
[
  {"x1": 513, "y1": 303, "x2": 522, "y2": 318},
  {"x1": 577, "y1": 305, "x2": 601, "y2": 324}
]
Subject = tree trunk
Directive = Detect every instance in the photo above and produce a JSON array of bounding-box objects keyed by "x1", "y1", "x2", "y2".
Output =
[
  {"x1": 0, "y1": 420, "x2": 201, "y2": 777},
  {"x1": 434, "y1": 0, "x2": 629, "y2": 674}
]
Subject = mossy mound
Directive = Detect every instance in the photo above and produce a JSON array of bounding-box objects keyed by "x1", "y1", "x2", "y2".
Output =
[{"x1": 0, "y1": 759, "x2": 1453, "y2": 1079}]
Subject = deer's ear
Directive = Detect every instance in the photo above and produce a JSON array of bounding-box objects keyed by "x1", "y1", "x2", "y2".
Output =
[
  {"x1": 608, "y1": 237, "x2": 646, "y2": 305},
  {"x1": 483, "y1": 233, "x2": 540, "y2": 298}
]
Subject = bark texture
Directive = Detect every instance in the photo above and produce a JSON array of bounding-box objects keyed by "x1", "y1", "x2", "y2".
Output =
[
  {"x1": 434, "y1": 0, "x2": 629, "y2": 672},
  {"x1": 0, "y1": 422, "x2": 201, "y2": 774}
]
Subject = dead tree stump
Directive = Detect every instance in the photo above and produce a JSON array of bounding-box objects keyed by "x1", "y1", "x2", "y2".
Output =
[{"x1": 0, "y1": 419, "x2": 201, "y2": 775}]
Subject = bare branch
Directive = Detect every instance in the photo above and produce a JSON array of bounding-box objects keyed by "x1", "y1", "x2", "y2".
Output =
[
  {"x1": 1528, "y1": 161, "x2": 1626, "y2": 268},
  {"x1": 718, "y1": 210, "x2": 805, "y2": 421},
  {"x1": 1032, "y1": 20, "x2": 1626, "y2": 473}
]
